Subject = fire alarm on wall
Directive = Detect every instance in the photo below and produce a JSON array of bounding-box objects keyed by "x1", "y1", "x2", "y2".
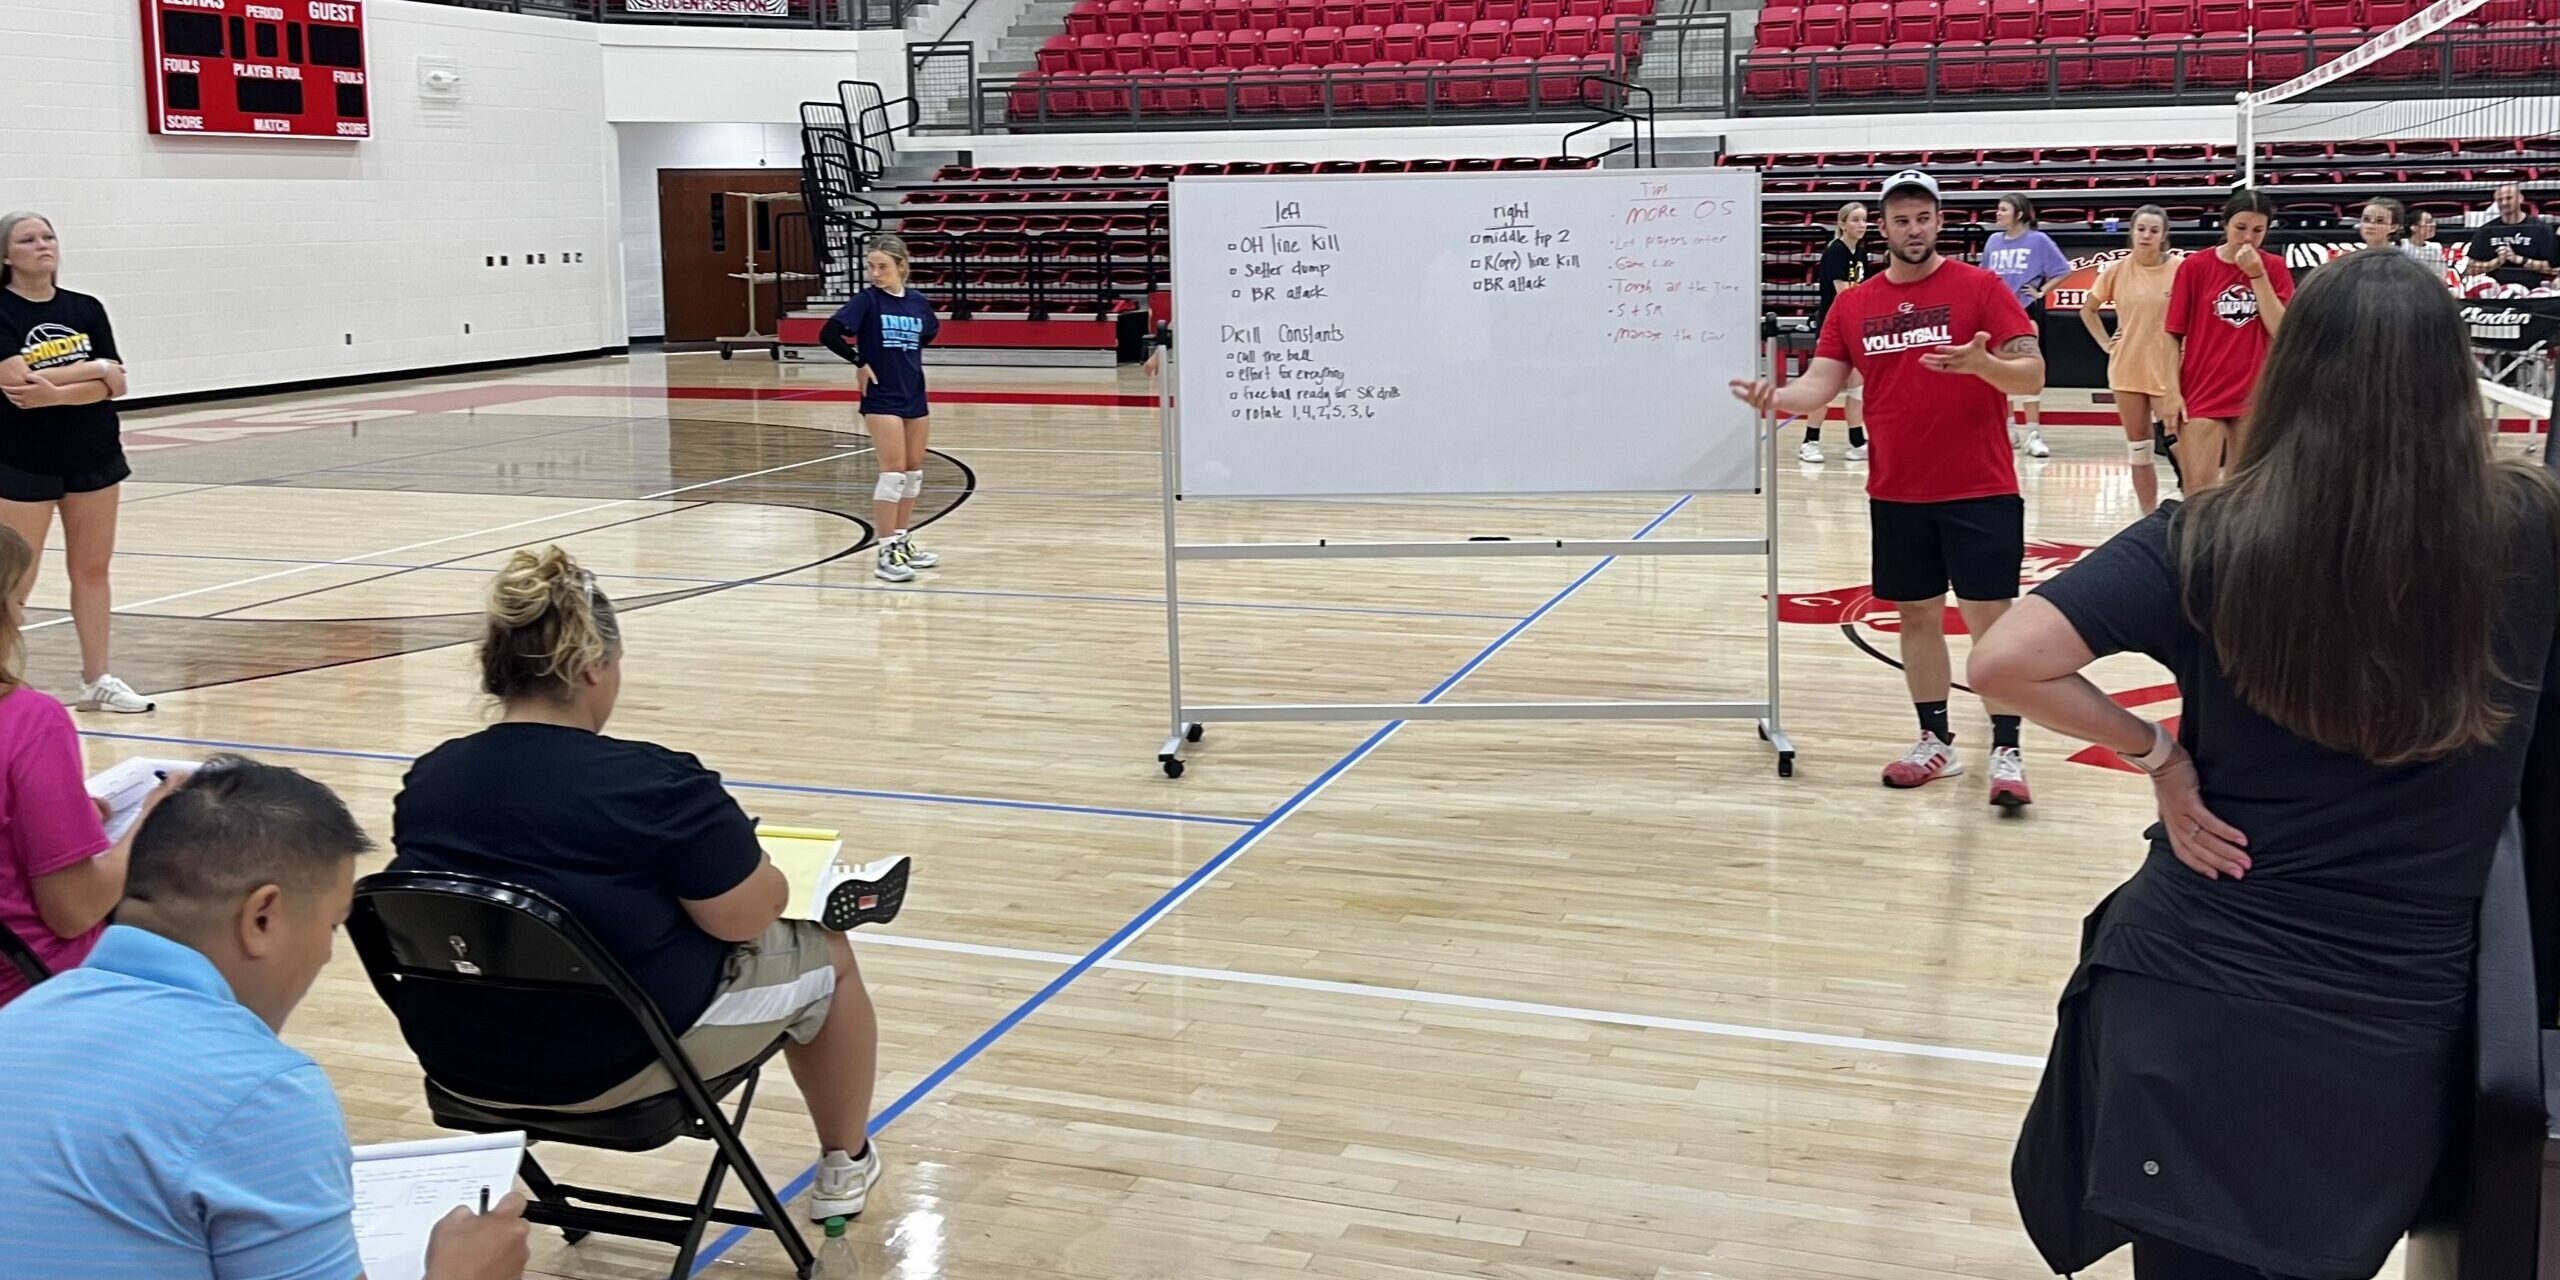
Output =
[{"x1": 417, "y1": 56, "x2": 461, "y2": 98}]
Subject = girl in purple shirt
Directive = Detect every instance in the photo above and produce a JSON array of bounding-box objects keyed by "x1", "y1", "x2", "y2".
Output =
[{"x1": 1983, "y1": 194, "x2": 2072, "y2": 460}]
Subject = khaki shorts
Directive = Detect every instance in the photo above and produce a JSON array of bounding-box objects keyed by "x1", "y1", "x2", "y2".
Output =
[{"x1": 541, "y1": 919, "x2": 838, "y2": 1114}]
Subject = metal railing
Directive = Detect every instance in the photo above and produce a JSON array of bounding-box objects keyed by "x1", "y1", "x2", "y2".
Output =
[
  {"x1": 908, "y1": 41, "x2": 981, "y2": 131},
  {"x1": 1616, "y1": 12, "x2": 1733, "y2": 114},
  {"x1": 1739, "y1": 25, "x2": 2560, "y2": 114},
  {"x1": 1559, "y1": 76, "x2": 1656, "y2": 167},
  {"x1": 978, "y1": 58, "x2": 1636, "y2": 132},
  {"x1": 424, "y1": 0, "x2": 912, "y2": 28}
]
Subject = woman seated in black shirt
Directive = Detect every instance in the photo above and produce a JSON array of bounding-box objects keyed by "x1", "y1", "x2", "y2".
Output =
[
  {"x1": 1973, "y1": 248, "x2": 2560, "y2": 1280},
  {"x1": 388, "y1": 547, "x2": 888, "y2": 1220}
]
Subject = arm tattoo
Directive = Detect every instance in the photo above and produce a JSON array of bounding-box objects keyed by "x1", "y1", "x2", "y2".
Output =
[{"x1": 1996, "y1": 334, "x2": 2042, "y2": 359}]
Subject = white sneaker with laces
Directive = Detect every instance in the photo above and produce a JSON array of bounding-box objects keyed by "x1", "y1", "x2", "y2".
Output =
[
  {"x1": 809, "y1": 1145, "x2": 884, "y2": 1220},
  {"x1": 2009, "y1": 425, "x2": 2024, "y2": 449},
  {"x1": 1881, "y1": 733, "x2": 1963, "y2": 789},
  {"x1": 1844, "y1": 443, "x2": 1869, "y2": 461},
  {"x1": 1797, "y1": 439, "x2": 1825, "y2": 463},
  {"x1": 2026, "y1": 428, "x2": 2051, "y2": 459},
  {"x1": 78, "y1": 675, "x2": 154, "y2": 714},
  {"x1": 898, "y1": 534, "x2": 938, "y2": 570},
  {"x1": 873, "y1": 545, "x2": 916, "y2": 583}
]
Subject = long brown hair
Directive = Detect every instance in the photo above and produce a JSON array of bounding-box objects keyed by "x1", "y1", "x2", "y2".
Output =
[
  {"x1": 478, "y1": 546, "x2": 621, "y2": 701},
  {"x1": 2176, "y1": 249, "x2": 2560, "y2": 765},
  {"x1": 0, "y1": 525, "x2": 29, "y2": 690}
]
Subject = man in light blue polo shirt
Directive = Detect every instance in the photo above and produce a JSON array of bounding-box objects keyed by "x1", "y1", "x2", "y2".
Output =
[{"x1": 0, "y1": 756, "x2": 527, "y2": 1280}]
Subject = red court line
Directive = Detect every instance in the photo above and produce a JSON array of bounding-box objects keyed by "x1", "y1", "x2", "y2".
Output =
[{"x1": 654, "y1": 385, "x2": 1160, "y2": 408}]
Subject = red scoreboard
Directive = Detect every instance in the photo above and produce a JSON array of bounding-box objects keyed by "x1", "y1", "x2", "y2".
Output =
[{"x1": 141, "y1": 0, "x2": 370, "y2": 139}]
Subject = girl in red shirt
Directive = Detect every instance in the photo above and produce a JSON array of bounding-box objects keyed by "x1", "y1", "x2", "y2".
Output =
[{"x1": 2165, "y1": 189, "x2": 2294, "y2": 493}]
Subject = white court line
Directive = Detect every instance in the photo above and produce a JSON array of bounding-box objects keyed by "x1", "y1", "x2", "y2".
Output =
[
  {"x1": 857, "y1": 932, "x2": 2047, "y2": 1070},
  {"x1": 26, "y1": 446, "x2": 873, "y2": 630}
]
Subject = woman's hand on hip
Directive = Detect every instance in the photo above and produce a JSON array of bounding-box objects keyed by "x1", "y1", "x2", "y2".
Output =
[{"x1": 2152, "y1": 746, "x2": 2249, "y2": 879}]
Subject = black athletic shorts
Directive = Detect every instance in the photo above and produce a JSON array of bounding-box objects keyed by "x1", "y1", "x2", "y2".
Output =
[
  {"x1": 0, "y1": 457, "x2": 130, "y2": 503},
  {"x1": 1869, "y1": 493, "x2": 2025, "y2": 603}
]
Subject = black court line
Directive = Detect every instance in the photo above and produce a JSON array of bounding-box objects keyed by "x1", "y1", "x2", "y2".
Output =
[{"x1": 198, "y1": 502, "x2": 714, "y2": 619}]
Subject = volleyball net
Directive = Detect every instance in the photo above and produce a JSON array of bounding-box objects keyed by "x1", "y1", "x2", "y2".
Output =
[{"x1": 2235, "y1": 0, "x2": 2556, "y2": 443}]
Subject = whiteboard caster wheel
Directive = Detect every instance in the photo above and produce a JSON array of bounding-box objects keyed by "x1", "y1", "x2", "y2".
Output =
[
  {"x1": 1185, "y1": 723, "x2": 1204, "y2": 743},
  {"x1": 1756, "y1": 724, "x2": 1768, "y2": 741},
  {"x1": 1162, "y1": 758, "x2": 1186, "y2": 778},
  {"x1": 1777, "y1": 752, "x2": 1795, "y2": 778},
  {"x1": 719, "y1": 345, "x2": 734, "y2": 360}
]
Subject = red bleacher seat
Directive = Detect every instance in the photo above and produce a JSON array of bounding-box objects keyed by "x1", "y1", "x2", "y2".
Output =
[
  {"x1": 1555, "y1": 13, "x2": 1598, "y2": 53},
  {"x1": 2045, "y1": 0, "x2": 2091, "y2": 37},
  {"x1": 1245, "y1": 0, "x2": 1282, "y2": 26},
  {"x1": 1835, "y1": 41, "x2": 1887, "y2": 93},
  {"x1": 1884, "y1": 39, "x2": 1932, "y2": 90},
  {"x1": 1137, "y1": 0, "x2": 1174, "y2": 33},
  {"x1": 1513, "y1": 15, "x2": 1555, "y2": 53},
  {"x1": 1801, "y1": 3, "x2": 1847, "y2": 44},
  {"x1": 2092, "y1": 0, "x2": 2138, "y2": 35},
  {"x1": 1757, "y1": 4, "x2": 1802, "y2": 45},
  {"x1": 1343, "y1": 22, "x2": 1383, "y2": 58},
  {"x1": 1940, "y1": 0, "x2": 1989, "y2": 41},
  {"x1": 1463, "y1": 17, "x2": 1508, "y2": 53},
  {"x1": 1936, "y1": 40, "x2": 1988, "y2": 91},
  {"x1": 2257, "y1": 31, "x2": 2310, "y2": 80},
  {"x1": 1319, "y1": 0, "x2": 1355, "y2": 22},
  {"x1": 1221, "y1": 29, "x2": 1263, "y2": 65},
  {"x1": 2197, "y1": 0, "x2": 2246, "y2": 31},
  {"x1": 2190, "y1": 34, "x2": 2250, "y2": 82},
  {"x1": 1847, "y1": 0, "x2": 1889, "y2": 42},
  {"x1": 2146, "y1": 0, "x2": 2194, "y2": 32},
  {"x1": 1302, "y1": 24, "x2": 1341, "y2": 60},
  {"x1": 1383, "y1": 21, "x2": 1425, "y2": 56},
  {"x1": 1989, "y1": 0, "x2": 2035, "y2": 37},
  {"x1": 1986, "y1": 36, "x2": 2048, "y2": 87},
  {"x1": 1745, "y1": 48, "x2": 1808, "y2": 96},
  {"x1": 1889, "y1": 0, "x2": 1936, "y2": 40},
  {"x1": 2249, "y1": 0, "x2": 2304, "y2": 29}
]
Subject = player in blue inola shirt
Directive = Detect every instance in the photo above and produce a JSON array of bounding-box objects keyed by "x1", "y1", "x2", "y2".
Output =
[{"x1": 821, "y1": 234, "x2": 942, "y2": 583}]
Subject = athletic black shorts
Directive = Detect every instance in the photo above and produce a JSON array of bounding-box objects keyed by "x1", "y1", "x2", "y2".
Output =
[
  {"x1": 0, "y1": 457, "x2": 130, "y2": 503},
  {"x1": 1869, "y1": 493, "x2": 2025, "y2": 603}
]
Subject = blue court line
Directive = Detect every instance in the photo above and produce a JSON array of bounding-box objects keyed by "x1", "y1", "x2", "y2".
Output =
[
  {"x1": 75, "y1": 730, "x2": 1255, "y2": 828},
  {"x1": 687, "y1": 492, "x2": 1692, "y2": 1271},
  {"x1": 99, "y1": 550, "x2": 1521, "y2": 622}
]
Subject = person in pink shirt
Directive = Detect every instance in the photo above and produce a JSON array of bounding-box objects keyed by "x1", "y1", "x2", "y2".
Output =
[{"x1": 0, "y1": 524, "x2": 137, "y2": 1003}]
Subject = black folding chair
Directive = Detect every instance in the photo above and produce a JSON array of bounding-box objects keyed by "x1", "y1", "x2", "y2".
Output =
[
  {"x1": 2405, "y1": 814, "x2": 2547, "y2": 1280},
  {"x1": 347, "y1": 871, "x2": 816, "y2": 1280}
]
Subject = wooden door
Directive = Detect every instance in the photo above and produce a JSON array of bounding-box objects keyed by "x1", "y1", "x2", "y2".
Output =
[{"x1": 657, "y1": 170, "x2": 802, "y2": 345}]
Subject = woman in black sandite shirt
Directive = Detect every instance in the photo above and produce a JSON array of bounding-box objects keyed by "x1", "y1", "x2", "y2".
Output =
[
  {"x1": 1973, "y1": 249, "x2": 2560, "y2": 1280},
  {"x1": 0, "y1": 213, "x2": 150, "y2": 713}
]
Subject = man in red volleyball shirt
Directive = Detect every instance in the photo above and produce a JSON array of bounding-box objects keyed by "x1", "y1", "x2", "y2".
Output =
[{"x1": 1732, "y1": 171, "x2": 2046, "y2": 807}]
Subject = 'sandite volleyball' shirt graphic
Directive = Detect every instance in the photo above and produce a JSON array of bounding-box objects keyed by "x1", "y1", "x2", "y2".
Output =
[
  {"x1": 2211, "y1": 282, "x2": 2260, "y2": 328},
  {"x1": 18, "y1": 322, "x2": 94, "y2": 371},
  {"x1": 1859, "y1": 302, "x2": 1954, "y2": 357}
]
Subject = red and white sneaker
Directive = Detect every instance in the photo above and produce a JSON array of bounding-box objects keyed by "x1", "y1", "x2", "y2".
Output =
[
  {"x1": 1882, "y1": 733, "x2": 1963, "y2": 789},
  {"x1": 1987, "y1": 746, "x2": 2033, "y2": 809}
]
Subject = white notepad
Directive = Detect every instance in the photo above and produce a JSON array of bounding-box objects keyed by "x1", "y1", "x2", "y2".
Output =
[
  {"x1": 349, "y1": 1130, "x2": 525, "y2": 1280},
  {"x1": 83, "y1": 756, "x2": 194, "y2": 843}
]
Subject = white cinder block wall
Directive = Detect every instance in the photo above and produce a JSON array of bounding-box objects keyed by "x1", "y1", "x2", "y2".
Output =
[
  {"x1": 615, "y1": 123, "x2": 802, "y2": 341},
  {"x1": 0, "y1": 0, "x2": 622, "y2": 399}
]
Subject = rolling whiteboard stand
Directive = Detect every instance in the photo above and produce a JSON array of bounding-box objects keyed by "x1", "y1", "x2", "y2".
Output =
[{"x1": 1153, "y1": 170, "x2": 1792, "y2": 779}]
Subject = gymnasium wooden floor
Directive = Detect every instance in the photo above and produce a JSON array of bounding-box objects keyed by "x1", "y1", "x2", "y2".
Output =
[{"x1": 35, "y1": 353, "x2": 2528, "y2": 1279}]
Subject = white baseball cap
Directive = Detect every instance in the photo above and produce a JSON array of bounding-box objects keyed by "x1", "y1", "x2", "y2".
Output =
[{"x1": 1879, "y1": 170, "x2": 1941, "y2": 203}]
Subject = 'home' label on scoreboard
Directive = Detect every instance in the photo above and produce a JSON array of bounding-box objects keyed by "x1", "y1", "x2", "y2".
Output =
[{"x1": 139, "y1": 0, "x2": 371, "y2": 140}]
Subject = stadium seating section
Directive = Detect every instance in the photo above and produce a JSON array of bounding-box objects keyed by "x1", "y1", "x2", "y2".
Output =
[
  {"x1": 1006, "y1": 0, "x2": 1657, "y2": 119},
  {"x1": 1734, "y1": 138, "x2": 2559, "y2": 317},
  {"x1": 1742, "y1": 0, "x2": 2560, "y2": 101},
  {"x1": 878, "y1": 156, "x2": 1597, "y2": 315}
]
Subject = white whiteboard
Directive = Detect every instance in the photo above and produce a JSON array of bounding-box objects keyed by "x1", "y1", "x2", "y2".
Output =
[{"x1": 1170, "y1": 169, "x2": 1762, "y2": 498}]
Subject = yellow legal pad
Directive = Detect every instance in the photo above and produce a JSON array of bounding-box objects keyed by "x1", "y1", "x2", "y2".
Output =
[{"x1": 756, "y1": 826, "x2": 844, "y2": 922}]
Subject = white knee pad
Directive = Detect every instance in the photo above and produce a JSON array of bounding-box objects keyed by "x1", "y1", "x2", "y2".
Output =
[
  {"x1": 2127, "y1": 439, "x2": 2155, "y2": 463},
  {"x1": 902, "y1": 469, "x2": 925, "y2": 500},
  {"x1": 874, "y1": 471, "x2": 906, "y2": 502}
]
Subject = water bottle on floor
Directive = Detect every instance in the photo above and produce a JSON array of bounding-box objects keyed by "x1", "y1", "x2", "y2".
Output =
[{"x1": 818, "y1": 1216, "x2": 856, "y2": 1275}]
